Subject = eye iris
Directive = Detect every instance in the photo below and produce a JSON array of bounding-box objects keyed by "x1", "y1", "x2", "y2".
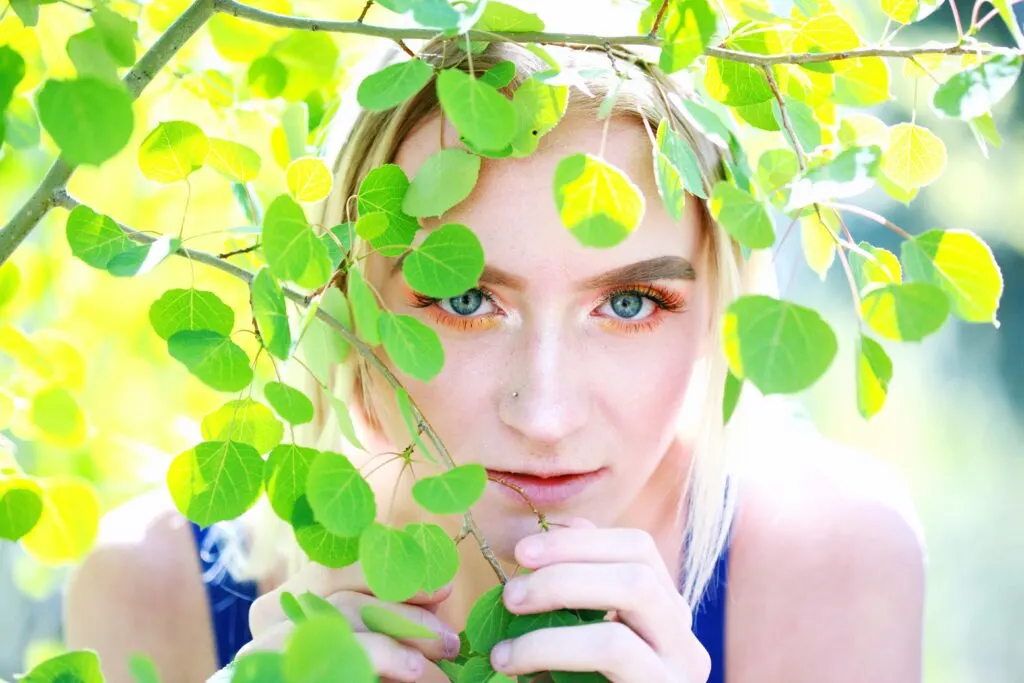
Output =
[
  {"x1": 611, "y1": 293, "x2": 643, "y2": 318},
  {"x1": 449, "y1": 290, "x2": 483, "y2": 315}
]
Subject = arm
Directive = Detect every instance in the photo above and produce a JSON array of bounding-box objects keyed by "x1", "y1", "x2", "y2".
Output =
[{"x1": 63, "y1": 495, "x2": 220, "y2": 683}]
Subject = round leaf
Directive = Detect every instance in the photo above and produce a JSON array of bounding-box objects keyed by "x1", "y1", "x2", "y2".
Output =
[
  {"x1": 20, "y1": 478, "x2": 100, "y2": 564},
  {"x1": 31, "y1": 386, "x2": 84, "y2": 439},
  {"x1": 357, "y1": 58, "x2": 434, "y2": 112},
  {"x1": 263, "y1": 194, "x2": 333, "y2": 289},
  {"x1": 785, "y1": 145, "x2": 882, "y2": 212},
  {"x1": 358, "y1": 522, "x2": 426, "y2": 603},
  {"x1": 553, "y1": 153, "x2": 645, "y2": 248},
  {"x1": 357, "y1": 164, "x2": 421, "y2": 257},
  {"x1": 201, "y1": 398, "x2": 283, "y2": 454},
  {"x1": 286, "y1": 157, "x2": 334, "y2": 203},
  {"x1": 283, "y1": 615, "x2": 374, "y2": 683},
  {"x1": 880, "y1": 123, "x2": 946, "y2": 191},
  {"x1": 167, "y1": 441, "x2": 265, "y2": 526},
  {"x1": 437, "y1": 68, "x2": 517, "y2": 151},
  {"x1": 405, "y1": 522, "x2": 459, "y2": 593},
  {"x1": 355, "y1": 212, "x2": 388, "y2": 241},
  {"x1": 402, "y1": 223, "x2": 485, "y2": 298},
  {"x1": 36, "y1": 77, "x2": 134, "y2": 166},
  {"x1": 861, "y1": 282, "x2": 951, "y2": 342},
  {"x1": 265, "y1": 443, "x2": 318, "y2": 523},
  {"x1": 509, "y1": 76, "x2": 568, "y2": 157},
  {"x1": 347, "y1": 267, "x2": 382, "y2": 346},
  {"x1": 900, "y1": 229, "x2": 1002, "y2": 324},
  {"x1": 933, "y1": 55, "x2": 1022, "y2": 119},
  {"x1": 402, "y1": 148, "x2": 481, "y2": 218},
  {"x1": 251, "y1": 266, "x2": 291, "y2": 360},
  {"x1": 265, "y1": 381, "x2": 315, "y2": 425},
  {"x1": 0, "y1": 477, "x2": 43, "y2": 542},
  {"x1": 379, "y1": 312, "x2": 445, "y2": 382},
  {"x1": 306, "y1": 451, "x2": 376, "y2": 537},
  {"x1": 800, "y1": 210, "x2": 837, "y2": 280},
  {"x1": 21, "y1": 650, "x2": 103, "y2": 683},
  {"x1": 65, "y1": 204, "x2": 134, "y2": 270},
  {"x1": 138, "y1": 120, "x2": 208, "y2": 183},
  {"x1": 723, "y1": 295, "x2": 838, "y2": 395},
  {"x1": 411, "y1": 464, "x2": 487, "y2": 515},
  {"x1": 465, "y1": 584, "x2": 515, "y2": 653},
  {"x1": 208, "y1": 137, "x2": 262, "y2": 183},
  {"x1": 149, "y1": 287, "x2": 234, "y2": 341},
  {"x1": 709, "y1": 182, "x2": 775, "y2": 250},
  {"x1": 167, "y1": 329, "x2": 254, "y2": 392}
]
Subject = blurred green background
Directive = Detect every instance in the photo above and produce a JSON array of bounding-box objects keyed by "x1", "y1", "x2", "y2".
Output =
[{"x1": 1, "y1": 0, "x2": 1021, "y2": 681}]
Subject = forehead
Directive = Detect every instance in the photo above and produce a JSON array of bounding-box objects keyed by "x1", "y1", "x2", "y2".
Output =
[{"x1": 390, "y1": 109, "x2": 703, "y2": 282}]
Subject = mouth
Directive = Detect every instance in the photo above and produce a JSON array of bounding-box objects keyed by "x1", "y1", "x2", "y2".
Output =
[{"x1": 485, "y1": 467, "x2": 606, "y2": 507}]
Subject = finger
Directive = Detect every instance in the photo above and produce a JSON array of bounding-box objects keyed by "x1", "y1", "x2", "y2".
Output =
[
  {"x1": 565, "y1": 517, "x2": 596, "y2": 529},
  {"x1": 490, "y1": 621, "x2": 671, "y2": 683},
  {"x1": 501, "y1": 562, "x2": 691, "y2": 652},
  {"x1": 331, "y1": 592, "x2": 461, "y2": 661},
  {"x1": 235, "y1": 621, "x2": 293, "y2": 658},
  {"x1": 355, "y1": 631, "x2": 430, "y2": 683}
]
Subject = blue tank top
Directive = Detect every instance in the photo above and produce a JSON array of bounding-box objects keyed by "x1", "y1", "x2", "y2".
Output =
[{"x1": 191, "y1": 521, "x2": 732, "y2": 681}]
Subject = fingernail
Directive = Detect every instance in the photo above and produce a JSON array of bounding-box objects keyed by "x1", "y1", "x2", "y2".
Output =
[
  {"x1": 503, "y1": 578, "x2": 526, "y2": 606},
  {"x1": 518, "y1": 537, "x2": 542, "y2": 561},
  {"x1": 443, "y1": 631, "x2": 461, "y2": 659},
  {"x1": 491, "y1": 641, "x2": 510, "y2": 670}
]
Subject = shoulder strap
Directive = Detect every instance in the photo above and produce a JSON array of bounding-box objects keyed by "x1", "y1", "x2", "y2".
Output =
[
  {"x1": 190, "y1": 522, "x2": 258, "y2": 669},
  {"x1": 691, "y1": 537, "x2": 730, "y2": 683}
]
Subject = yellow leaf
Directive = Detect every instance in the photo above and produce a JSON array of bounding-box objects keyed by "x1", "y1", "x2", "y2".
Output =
[
  {"x1": 801, "y1": 210, "x2": 837, "y2": 280},
  {"x1": 903, "y1": 44, "x2": 946, "y2": 79},
  {"x1": 286, "y1": 157, "x2": 334, "y2": 203},
  {"x1": 208, "y1": 138, "x2": 262, "y2": 183},
  {"x1": 20, "y1": 478, "x2": 100, "y2": 565},
  {"x1": 880, "y1": 123, "x2": 946, "y2": 191},
  {"x1": 138, "y1": 121, "x2": 209, "y2": 184},
  {"x1": 838, "y1": 113, "x2": 890, "y2": 149}
]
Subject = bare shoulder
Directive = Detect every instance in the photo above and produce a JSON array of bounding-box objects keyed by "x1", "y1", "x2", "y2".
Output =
[
  {"x1": 64, "y1": 489, "x2": 218, "y2": 683},
  {"x1": 726, "y1": 419, "x2": 926, "y2": 683}
]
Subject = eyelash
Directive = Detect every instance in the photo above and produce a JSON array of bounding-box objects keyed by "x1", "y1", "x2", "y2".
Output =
[{"x1": 407, "y1": 283, "x2": 687, "y2": 334}]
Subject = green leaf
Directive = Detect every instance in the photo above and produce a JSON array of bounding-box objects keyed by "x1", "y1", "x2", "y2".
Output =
[
  {"x1": 359, "y1": 522, "x2": 426, "y2": 603},
  {"x1": 756, "y1": 148, "x2": 800, "y2": 207},
  {"x1": 723, "y1": 369, "x2": 742, "y2": 425},
  {"x1": 20, "y1": 479, "x2": 100, "y2": 564},
  {"x1": 4, "y1": 96, "x2": 41, "y2": 149},
  {"x1": 657, "y1": 0, "x2": 718, "y2": 74},
  {"x1": 263, "y1": 194, "x2": 333, "y2": 289},
  {"x1": 328, "y1": 395, "x2": 366, "y2": 451},
  {"x1": 991, "y1": 0, "x2": 1024, "y2": 48},
  {"x1": 480, "y1": 61, "x2": 517, "y2": 89},
  {"x1": 128, "y1": 654, "x2": 161, "y2": 683},
  {"x1": 0, "y1": 477, "x2": 43, "y2": 542},
  {"x1": 294, "y1": 509, "x2": 361, "y2": 569},
  {"x1": 476, "y1": 1, "x2": 544, "y2": 32},
  {"x1": 9, "y1": 0, "x2": 38, "y2": 27},
  {"x1": 405, "y1": 522, "x2": 459, "y2": 593},
  {"x1": 402, "y1": 223, "x2": 485, "y2": 298},
  {"x1": 412, "y1": 464, "x2": 487, "y2": 515},
  {"x1": 167, "y1": 330, "x2": 254, "y2": 392},
  {"x1": 933, "y1": 55, "x2": 1022, "y2": 119},
  {"x1": 901, "y1": 229, "x2": 1002, "y2": 324},
  {"x1": 321, "y1": 223, "x2": 354, "y2": 268},
  {"x1": 553, "y1": 153, "x2": 645, "y2": 248},
  {"x1": 251, "y1": 266, "x2": 291, "y2": 360},
  {"x1": 723, "y1": 295, "x2": 838, "y2": 394},
  {"x1": 268, "y1": 31, "x2": 339, "y2": 103},
  {"x1": 67, "y1": 29, "x2": 121, "y2": 83},
  {"x1": 201, "y1": 398, "x2": 283, "y2": 454},
  {"x1": 248, "y1": 55, "x2": 288, "y2": 99},
  {"x1": 709, "y1": 182, "x2": 774, "y2": 249},
  {"x1": 208, "y1": 138, "x2": 262, "y2": 183},
  {"x1": 265, "y1": 443, "x2": 319, "y2": 523},
  {"x1": 286, "y1": 157, "x2": 333, "y2": 203},
  {"x1": 653, "y1": 148, "x2": 686, "y2": 222},
  {"x1": 167, "y1": 441, "x2": 265, "y2": 526},
  {"x1": 265, "y1": 382, "x2": 315, "y2": 426},
  {"x1": 65, "y1": 204, "x2": 135, "y2": 270},
  {"x1": 358, "y1": 58, "x2": 435, "y2": 112},
  {"x1": 348, "y1": 267, "x2": 382, "y2": 346},
  {"x1": 849, "y1": 242, "x2": 902, "y2": 295},
  {"x1": 437, "y1": 68, "x2": 517, "y2": 151},
  {"x1": 283, "y1": 615, "x2": 374, "y2": 683},
  {"x1": 861, "y1": 282, "x2": 950, "y2": 342},
  {"x1": 280, "y1": 591, "x2": 307, "y2": 623},
  {"x1": 770, "y1": 96, "x2": 822, "y2": 154},
  {"x1": 306, "y1": 451, "x2": 376, "y2": 537},
  {"x1": 21, "y1": 650, "x2": 103, "y2": 683},
  {"x1": 138, "y1": 121, "x2": 209, "y2": 183},
  {"x1": 705, "y1": 57, "x2": 772, "y2": 106},
  {"x1": 231, "y1": 651, "x2": 284, "y2": 683},
  {"x1": 856, "y1": 335, "x2": 892, "y2": 419},
  {"x1": 297, "y1": 591, "x2": 344, "y2": 618},
  {"x1": 657, "y1": 119, "x2": 705, "y2": 198},
  {"x1": 0, "y1": 46, "x2": 26, "y2": 112},
  {"x1": 361, "y1": 604, "x2": 438, "y2": 640},
  {"x1": 105, "y1": 236, "x2": 182, "y2": 277},
  {"x1": 968, "y1": 112, "x2": 1003, "y2": 158},
  {"x1": 506, "y1": 608, "x2": 580, "y2": 639},
  {"x1": 31, "y1": 386, "x2": 84, "y2": 438},
  {"x1": 833, "y1": 57, "x2": 891, "y2": 106},
  {"x1": 357, "y1": 164, "x2": 421, "y2": 257},
  {"x1": 395, "y1": 387, "x2": 435, "y2": 463},
  {"x1": 785, "y1": 145, "x2": 882, "y2": 212},
  {"x1": 355, "y1": 212, "x2": 388, "y2": 241},
  {"x1": 91, "y1": 6, "x2": 137, "y2": 66},
  {"x1": 880, "y1": 123, "x2": 946, "y2": 192},
  {"x1": 403, "y1": 149, "x2": 481, "y2": 218},
  {"x1": 149, "y1": 288, "x2": 234, "y2": 341},
  {"x1": 509, "y1": 76, "x2": 568, "y2": 158},
  {"x1": 458, "y1": 656, "x2": 515, "y2": 683},
  {"x1": 465, "y1": 584, "x2": 515, "y2": 653},
  {"x1": 379, "y1": 312, "x2": 446, "y2": 381}
]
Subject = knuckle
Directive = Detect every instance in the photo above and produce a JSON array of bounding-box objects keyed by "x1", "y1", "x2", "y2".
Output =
[
  {"x1": 598, "y1": 621, "x2": 638, "y2": 662},
  {"x1": 631, "y1": 529, "x2": 659, "y2": 561}
]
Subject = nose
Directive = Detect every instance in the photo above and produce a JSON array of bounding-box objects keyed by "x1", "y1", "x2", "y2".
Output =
[{"x1": 498, "y1": 320, "x2": 590, "y2": 446}]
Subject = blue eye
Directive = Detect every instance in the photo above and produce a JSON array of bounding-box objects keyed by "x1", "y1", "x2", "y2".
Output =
[
  {"x1": 609, "y1": 292, "x2": 644, "y2": 319},
  {"x1": 447, "y1": 289, "x2": 485, "y2": 316}
]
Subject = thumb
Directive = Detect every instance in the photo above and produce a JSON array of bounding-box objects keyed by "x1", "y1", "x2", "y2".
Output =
[{"x1": 565, "y1": 517, "x2": 597, "y2": 529}]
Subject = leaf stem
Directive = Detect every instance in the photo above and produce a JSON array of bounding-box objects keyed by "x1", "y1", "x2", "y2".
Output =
[
  {"x1": 951, "y1": 0, "x2": 965, "y2": 39},
  {"x1": 760, "y1": 65, "x2": 805, "y2": 171},
  {"x1": 828, "y1": 202, "x2": 914, "y2": 240},
  {"x1": 648, "y1": 0, "x2": 670, "y2": 37}
]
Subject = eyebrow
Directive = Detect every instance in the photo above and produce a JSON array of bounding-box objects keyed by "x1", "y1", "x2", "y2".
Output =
[{"x1": 392, "y1": 254, "x2": 696, "y2": 290}]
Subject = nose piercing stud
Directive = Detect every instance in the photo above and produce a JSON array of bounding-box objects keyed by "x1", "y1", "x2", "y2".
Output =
[{"x1": 512, "y1": 391, "x2": 519, "y2": 398}]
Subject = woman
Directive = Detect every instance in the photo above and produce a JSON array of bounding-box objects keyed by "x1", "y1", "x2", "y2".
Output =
[{"x1": 64, "y1": 34, "x2": 926, "y2": 683}]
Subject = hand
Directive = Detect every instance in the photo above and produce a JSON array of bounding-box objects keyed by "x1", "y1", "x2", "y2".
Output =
[
  {"x1": 490, "y1": 518, "x2": 711, "y2": 683},
  {"x1": 238, "y1": 560, "x2": 462, "y2": 682}
]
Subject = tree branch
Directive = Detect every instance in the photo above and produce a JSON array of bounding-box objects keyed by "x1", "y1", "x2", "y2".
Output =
[{"x1": 0, "y1": 0, "x2": 217, "y2": 268}]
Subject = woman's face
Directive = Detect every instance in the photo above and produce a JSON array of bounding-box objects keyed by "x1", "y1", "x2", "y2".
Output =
[{"x1": 362, "y1": 109, "x2": 711, "y2": 559}]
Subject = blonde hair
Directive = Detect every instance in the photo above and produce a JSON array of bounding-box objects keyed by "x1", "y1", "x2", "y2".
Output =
[{"x1": 240, "y1": 36, "x2": 777, "y2": 610}]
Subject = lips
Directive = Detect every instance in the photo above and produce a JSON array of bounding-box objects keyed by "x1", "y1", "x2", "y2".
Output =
[{"x1": 485, "y1": 467, "x2": 605, "y2": 507}]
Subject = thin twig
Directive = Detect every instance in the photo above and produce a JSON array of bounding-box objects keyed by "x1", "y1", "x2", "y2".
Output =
[
  {"x1": 951, "y1": 0, "x2": 965, "y2": 39},
  {"x1": 217, "y1": 242, "x2": 261, "y2": 258},
  {"x1": 394, "y1": 39, "x2": 416, "y2": 58},
  {"x1": 761, "y1": 65, "x2": 806, "y2": 171},
  {"x1": 648, "y1": 0, "x2": 670, "y2": 37},
  {"x1": 357, "y1": 0, "x2": 373, "y2": 23},
  {"x1": 58, "y1": 0, "x2": 92, "y2": 11},
  {"x1": 828, "y1": 202, "x2": 914, "y2": 239}
]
